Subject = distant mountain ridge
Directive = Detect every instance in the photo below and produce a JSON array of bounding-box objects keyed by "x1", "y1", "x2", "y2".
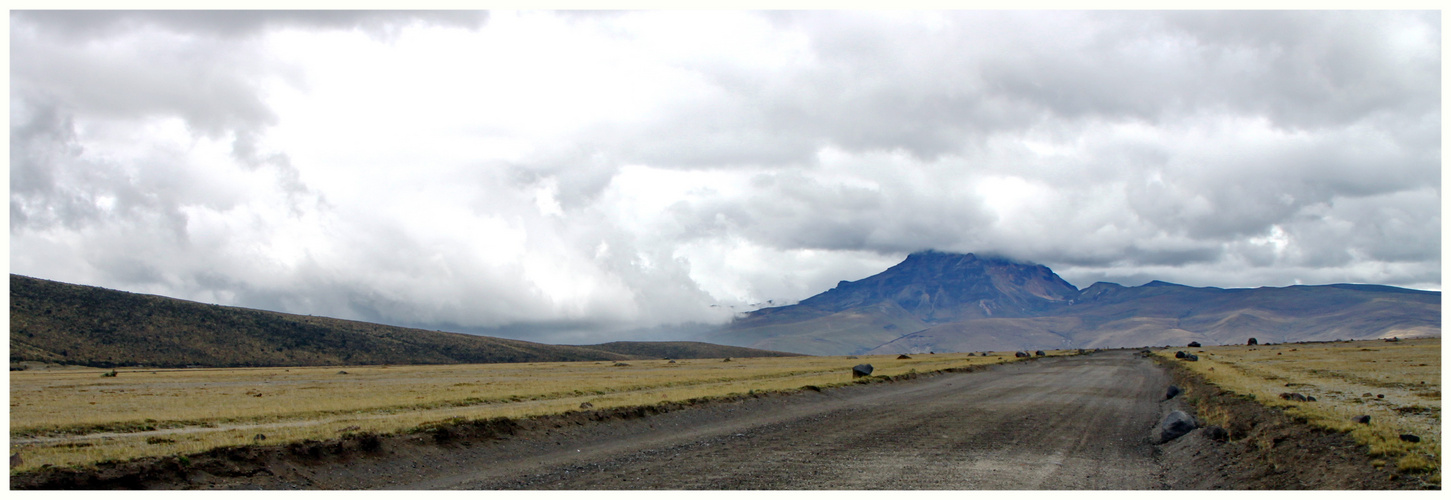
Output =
[
  {"x1": 711, "y1": 251, "x2": 1440, "y2": 355},
  {"x1": 9, "y1": 275, "x2": 798, "y2": 368}
]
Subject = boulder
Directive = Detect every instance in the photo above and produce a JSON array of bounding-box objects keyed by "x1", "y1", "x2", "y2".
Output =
[
  {"x1": 1352, "y1": 415, "x2": 1371, "y2": 424},
  {"x1": 1399, "y1": 434, "x2": 1421, "y2": 443},
  {"x1": 1174, "y1": 351, "x2": 1187, "y2": 359},
  {"x1": 1034, "y1": 350, "x2": 1046, "y2": 357},
  {"x1": 1247, "y1": 338, "x2": 1258, "y2": 345},
  {"x1": 1015, "y1": 351, "x2": 1030, "y2": 358},
  {"x1": 1182, "y1": 354, "x2": 1198, "y2": 361},
  {"x1": 1153, "y1": 410, "x2": 1198, "y2": 444},
  {"x1": 1279, "y1": 392, "x2": 1310, "y2": 402},
  {"x1": 897, "y1": 354, "x2": 912, "y2": 359},
  {"x1": 1165, "y1": 385, "x2": 1182, "y2": 400},
  {"x1": 1187, "y1": 341, "x2": 1202, "y2": 347},
  {"x1": 580, "y1": 402, "x2": 594, "y2": 409},
  {"x1": 851, "y1": 364, "x2": 874, "y2": 378}
]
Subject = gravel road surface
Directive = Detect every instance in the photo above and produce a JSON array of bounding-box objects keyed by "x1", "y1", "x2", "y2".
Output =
[{"x1": 329, "y1": 351, "x2": 1172, "y2": 489}]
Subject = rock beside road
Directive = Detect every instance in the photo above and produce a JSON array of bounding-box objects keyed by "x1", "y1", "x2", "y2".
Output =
[
  {"x1": 1152, "y1": 410, "x2": 1198, "y2": 444},
  {"x1": 1165, "y1": 385, "x2": 1181, "y2": 400},
  {"x1": 851, "y1": 364, "x2": 874, "y2": 378}
]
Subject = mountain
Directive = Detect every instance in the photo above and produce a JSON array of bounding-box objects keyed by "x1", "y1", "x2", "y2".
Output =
[
  {"x1": 9, "y1": 275, "x2": 797, "y2": 368},
  {"x1": 710, "y1": 251, "x2": 1440, "y2": 355}
]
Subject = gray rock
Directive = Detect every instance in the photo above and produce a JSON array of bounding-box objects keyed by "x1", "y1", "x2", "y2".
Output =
[
  {"x1": 851, "y1": 364, "x2": 874, "y2": 378},
  {"x1": 1034, "y1": 350, "x2": 1046, "y2": 357},
  {"x1": 1165, "y1": 385, "x2": 1182, "y2": 400},
  {"x1": 1279, "y1": 392, "x2": 1310, "y2": 402},
  {"x1": 1015, "y1": 351, "x2": 1030, "y2": 358},
  {"x1": 579, "y1": 402, "x2": 594, "y2": 409},
  {"x1": 1154, "y1": 410, "x2": 1198, "y2": 444},
  {"x1": 897, "y1": 354, "x2": 912, "y2": 359},
  {"x1": 1174, "y1": 351, "x2": 1187, "y2": 358},
  {"x1": 1399, "y1": 434, "x2": 1421, "y2": 443},
  {"x1": 1247, "y1": 338, "x2": 1258, "y2": 345},
  {"x1": 1187, "y1": 342, "x2": 1202, "y2": 347},
  {"x1": 1182, "y1": 353, "x2": 1199, "y2": 361},
  {"x1": 1352, "y1": 415, "x2": 1371, "y2": 424}
]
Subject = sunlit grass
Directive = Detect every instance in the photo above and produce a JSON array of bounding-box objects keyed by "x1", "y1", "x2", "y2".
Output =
[
  {"x1": 10, "y1": 351, "x2": 1053, "y2": 471},
  {"x1": 1153, "y1": 338, "x2": 1440, "y2": 477}
]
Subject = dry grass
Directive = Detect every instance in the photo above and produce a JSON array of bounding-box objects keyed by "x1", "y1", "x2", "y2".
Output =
[
  {"x1": 1153, "y1": 338, "x2": 1440, "y2": 476},
  {"x1": 10, "y1": 351, "x2": 1056, "y2": 471}
]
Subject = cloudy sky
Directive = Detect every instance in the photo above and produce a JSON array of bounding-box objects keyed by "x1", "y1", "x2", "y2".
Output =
[{"x1": 9, "y1": 10, "x2": 1441, "y2": 342}]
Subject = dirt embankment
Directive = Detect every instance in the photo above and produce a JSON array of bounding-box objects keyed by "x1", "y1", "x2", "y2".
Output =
[
  {"x1": 1151, "y1": 355, "x2": 1438, "y2": 489},
  {"x1": 11, "y1": 351, "x2": 1437, "y2": 490}
]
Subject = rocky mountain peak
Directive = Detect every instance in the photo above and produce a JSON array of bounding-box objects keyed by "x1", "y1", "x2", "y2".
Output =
[{"x1": 793, "y1": 250, "x2": 1079, "y2": 322}]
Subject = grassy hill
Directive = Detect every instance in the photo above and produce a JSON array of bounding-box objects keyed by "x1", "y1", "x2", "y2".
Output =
[
  {"x1": 571, "y1": 341, "x2": 798, "y2": 360},
  {"x1": 9, "y1": 275, "x2": 793, "y2": 368}
]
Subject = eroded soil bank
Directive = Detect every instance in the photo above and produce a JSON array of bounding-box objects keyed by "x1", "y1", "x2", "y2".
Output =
[
  {"x1": 11, "y1": 351, "x2": 1436, "y2": 489},
  {"x1": 1152, "y1": 356, "x2": 1438, "y2": 489}
]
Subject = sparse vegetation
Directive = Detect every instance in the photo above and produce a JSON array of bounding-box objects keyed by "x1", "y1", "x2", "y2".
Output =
[
  {"x1": 9, "y1": 275, "x2": 794, "y2": 369},
  {"x1": 1153, "y1": 338, "x2": 1440, "y2": 480},
  {"x1": 9, "y1": 351, "x2": 1046, "y2": 471}
]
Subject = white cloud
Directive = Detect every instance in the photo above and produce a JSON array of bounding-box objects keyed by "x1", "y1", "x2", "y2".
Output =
[{"x1": 9, "y1": 10, "x2": 1440, "y2": 342}]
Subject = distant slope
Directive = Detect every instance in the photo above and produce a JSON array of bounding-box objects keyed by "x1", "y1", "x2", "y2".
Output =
[
  {"x1": 709, "y1": 251, "x2": 1440, "y2": 355},
  {"x1": 574, "y1": 341, "x2": 799, "y2": 360},
  {"x1": 9, "y1": 275, "x2": 763, "y2": 368}
]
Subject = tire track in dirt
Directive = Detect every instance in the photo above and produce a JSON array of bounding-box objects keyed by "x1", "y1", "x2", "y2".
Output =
[{"x1": 378, "y1": 351, "x2": 1169, "y2": 490}]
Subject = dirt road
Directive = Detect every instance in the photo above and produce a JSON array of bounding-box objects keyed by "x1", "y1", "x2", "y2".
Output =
[{"x1": 251, "y1": 351, "x2": 1170, "y2": 489}]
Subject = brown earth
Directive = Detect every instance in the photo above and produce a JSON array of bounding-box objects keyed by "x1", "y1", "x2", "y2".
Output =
[
  {"x1": 1152, "y1": 356, "x2": 1437, "y2": 489},
  {"x1": 11, "y1": 351, "x2": 1435, "y2": 489}
]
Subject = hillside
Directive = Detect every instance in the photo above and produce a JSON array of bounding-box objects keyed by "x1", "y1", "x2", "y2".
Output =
[
  {"x1": 710, "y1": 251, "x2": 1440, "y2": 355},
  {"x1": 8, "y1": 275, "x2": 793, "y2": 368},
  {"x1": 571, "y1": 341, "x2": 798, "y2": 360}
]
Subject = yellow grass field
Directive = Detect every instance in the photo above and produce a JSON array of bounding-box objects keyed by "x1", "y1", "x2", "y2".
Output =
[
  {"x1": 10, "y1": 351, "x2": 1047, "y2": 472},
  {"x1": 1154, "y1": 338, "x2": 1441, "y2": 476}
]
